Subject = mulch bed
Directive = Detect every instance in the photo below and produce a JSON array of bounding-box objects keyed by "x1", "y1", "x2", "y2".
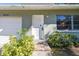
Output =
[
  {"x1": 67, "y1": 46, "x2": 79, "y2": 56},
  {"x1": 51, "y1": 46, "x2": 79, "y2": 56}
]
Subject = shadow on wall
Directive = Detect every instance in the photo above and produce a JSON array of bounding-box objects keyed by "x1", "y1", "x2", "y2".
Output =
[
  {"x1": 44, "y1": 15, "x2": 57, "y2": 40},
  {"x1": 44, "y1": 32, "x2": 50, "y2": 40},
  {"x1": 22, "y1": 15, "x2": 32, "y2": 36}
]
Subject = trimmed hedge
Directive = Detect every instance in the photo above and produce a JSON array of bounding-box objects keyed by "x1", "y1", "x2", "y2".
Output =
[{"x1": 48, "y1": 31, "x2": 78, "y2": 48}]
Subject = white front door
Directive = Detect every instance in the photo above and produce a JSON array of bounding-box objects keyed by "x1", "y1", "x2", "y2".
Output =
[{"x1": 32, "y1": 15, "x2": 44, "y2": 40}]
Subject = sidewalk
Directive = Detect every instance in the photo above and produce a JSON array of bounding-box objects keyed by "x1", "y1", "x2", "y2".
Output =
[{"x1": 32, "y1": 40, "x2": 52, "y2": 56}]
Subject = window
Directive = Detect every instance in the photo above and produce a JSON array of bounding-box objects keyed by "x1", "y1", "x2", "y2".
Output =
[
  {"x1": 73, "y1": 15, "x2": 79, "y2": 30},
  {"x1": 56, "y1": 15, "x2": 79, "y2": 30},
  {"x1": 57, "y1": 15, "x2": 71, "y2": 30}
]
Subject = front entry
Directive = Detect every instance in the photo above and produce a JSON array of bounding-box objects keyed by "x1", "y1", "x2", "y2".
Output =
[{"x1": 32, "y1": 15, "x2": 44, "y2": 40}]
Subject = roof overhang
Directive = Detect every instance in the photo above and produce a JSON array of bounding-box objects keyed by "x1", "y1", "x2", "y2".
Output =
[{"x1": 0, "y1": 3, "x2": 79, "y2": 10}]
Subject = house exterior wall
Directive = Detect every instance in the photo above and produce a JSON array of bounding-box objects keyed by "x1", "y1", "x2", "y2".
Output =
[
  {"x1": 44, "y1": 14, "x2": 56, "y2": 39},
  {"x1": 22, "y1": 15, "x2": 32, "y2": 35},
  {"x1": 44, "y1": 10, "x2": 79, "y2": 39},
  {"x1": 0, "y1": 10, "x2": 79, "y2": 38}
]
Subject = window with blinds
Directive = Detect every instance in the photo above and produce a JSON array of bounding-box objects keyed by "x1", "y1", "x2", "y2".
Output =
[{"x1": 56, "y1": 15, "x2": 79, "y2": 30}]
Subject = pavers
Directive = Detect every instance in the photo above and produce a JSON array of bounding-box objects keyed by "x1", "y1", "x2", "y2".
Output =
[
  {"x1": 32, "y1": 51, "x2": 51, "y2": 56},
  {"x1": 32, "y1": 40, "x2": 52, "y2": 56}
]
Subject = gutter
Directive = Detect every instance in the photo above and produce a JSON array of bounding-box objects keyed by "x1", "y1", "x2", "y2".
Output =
[{"x1": 0, "y1": 3, "x2": 79, "y2": 10}]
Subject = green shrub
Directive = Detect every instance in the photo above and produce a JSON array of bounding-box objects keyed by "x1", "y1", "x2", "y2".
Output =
[
  {"x1": 63, "y1": 34, "x2": 76, "y2": 47},
  {"x1": 1, "y1": 29, "x2": 34, "y2": 56},
  {"x1": 48, "y1": 31, "x2": 63, "y2": 47},
  {"x1": 48, "y1": 31, "x2": 77, "y2": 48}
]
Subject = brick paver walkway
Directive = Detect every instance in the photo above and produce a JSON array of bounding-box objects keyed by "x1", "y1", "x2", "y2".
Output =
[{"x1": 32, "y1": 40, "x2": 52, "y2": 56}]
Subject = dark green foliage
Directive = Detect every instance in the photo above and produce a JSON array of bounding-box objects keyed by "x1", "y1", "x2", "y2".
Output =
[
  {"x1": 48, "y1": 31, "x2": 77, "y2": 48},
  {"x1": 48, "y1": 31, "x2": 63, "y2": 47},
  {"x1": 62, "y1": 34, "x2": 76, "y2": 47}
]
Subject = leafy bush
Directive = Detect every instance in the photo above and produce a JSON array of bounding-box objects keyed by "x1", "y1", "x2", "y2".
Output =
[
  {"x1": 48, "y1": 31, "x2": 63, "y2": 47},
  {"x1": 48, "y1": 31, "x2": 77, "y2": 48},
  {"x1": 63, "y1": 34, "x2": 77, "y2": 47},
  {"x1": 1, "y1": 29, "x2": 34, "y2": 56},
  {"x1": 73, "y1": 41, "x2": 79, "y2": 47}
]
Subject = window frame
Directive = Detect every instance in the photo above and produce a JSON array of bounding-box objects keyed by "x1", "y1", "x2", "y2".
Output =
[
  {"x1": 73, "y1": 15, "x2": 79, "y2": 30},
  {"x1": 56, "y1": 15, "x2": 72, "y2": 30},
  {"x1": 56, "y1": 15, "x2": 79, "y2": 31}
]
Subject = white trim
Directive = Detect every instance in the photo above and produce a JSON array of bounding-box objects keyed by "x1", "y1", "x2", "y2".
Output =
[
  {"x1": 57, "y1": 30, "x2": 79, "y2": 32},
  {"x1": 0, "y1": 3, "x2": 79, "y2": 10},
  {"x1": 71, "y1": 16, "x2": 74, "y2": 30}
]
